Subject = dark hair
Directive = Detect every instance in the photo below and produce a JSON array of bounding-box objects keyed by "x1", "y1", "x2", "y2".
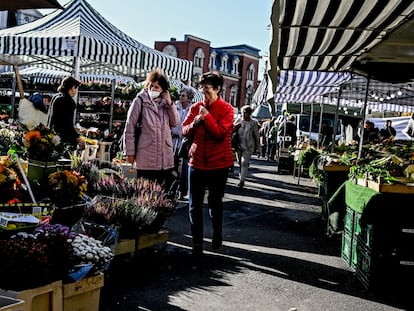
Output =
[
  {"x1": 241, "y1": 105, "x2": 252, "y2": 114},
  {"x1": 58, "y1": 76, "x2": 80, "y2": 93},
  {"x1": 199, "y1": 71, "x2": 224, "y2": 90},
  {"x1": 145, "y1": 68, "x2": 170, "y2": 91}
]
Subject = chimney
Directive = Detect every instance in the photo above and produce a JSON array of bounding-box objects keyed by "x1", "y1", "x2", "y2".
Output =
[{"x1": 170, "y1": 38, "x2": 176, "y2": 42}]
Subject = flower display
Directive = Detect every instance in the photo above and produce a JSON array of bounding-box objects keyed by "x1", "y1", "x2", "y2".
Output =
[
  {"x1": 23, "y1": 124, "x2": 62, "y2": 161},
  {"x1": 0, "y1": 224, "x2": 75, "y2": 290},
  {"x1": 48, "y1": 170, "x2": 87, "y2": 206},
  {"x1": 0, "y1": 121, "x2": 24, "y2": 156},
  {"x1": 0, "y1": 223, "x2": 114, "y2": 290},
  {"x1": 85, "y1": 176, "x2": 175, "y2": 236},
  {"x1": 0, "y1": 157, "x2": 25, "y2": 203}
]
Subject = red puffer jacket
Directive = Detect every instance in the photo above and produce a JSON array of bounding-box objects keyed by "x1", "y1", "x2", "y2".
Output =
[{"x1": 182, "y1": 97, "x2": 234, "y2": 170}]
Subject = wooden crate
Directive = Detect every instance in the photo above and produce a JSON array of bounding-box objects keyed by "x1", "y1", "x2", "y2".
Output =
[
  {"x1": 318, "y1": 163, "x2": 350, "y2": 172},
  {"x1": 112, "y1": 229, "x2": 169, "y2": 256},
  {"x1": 0, "y1": 296, "x2": 24, "y2": 311},
  {"x1": 62, "y1": 274, "x2": 104, "y2": 311},
  {"x1": 0, "y1": 280, "x2": 62, "y2": 311},
  {"x1": 367, "y1": 177, "x2": 414, "y2": 194}
]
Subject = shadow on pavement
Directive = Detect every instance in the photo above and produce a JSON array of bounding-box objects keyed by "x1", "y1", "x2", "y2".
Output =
[{"x1": 100, "y1": 157, "x2": 412, "y2": 311}]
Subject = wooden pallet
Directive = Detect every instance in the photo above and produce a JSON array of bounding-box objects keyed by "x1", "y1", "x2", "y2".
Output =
[{"x1": 112, "y1": 229, "x2": 169, "y2": 256}]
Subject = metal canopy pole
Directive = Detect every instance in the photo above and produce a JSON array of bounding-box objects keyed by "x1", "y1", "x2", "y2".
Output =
[
  {"x1": 357, "y1": 77, "x2": 371, "y2": 159},
  {"x1": 317, "y1": 96, "x2": 324, "y2": 149},
  {"x1": 331, "y1": 86, "x2": 342, "y2": 153}
]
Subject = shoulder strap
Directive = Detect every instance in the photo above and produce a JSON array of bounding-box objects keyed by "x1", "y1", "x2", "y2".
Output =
[{"x1": 135, "y1": 95, "x2": 144, "y2": 127}]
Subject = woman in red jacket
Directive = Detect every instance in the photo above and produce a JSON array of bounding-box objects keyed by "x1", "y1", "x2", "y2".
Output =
[{"x1": 182, "y1": 71, "x2": 234, "y2": 256}]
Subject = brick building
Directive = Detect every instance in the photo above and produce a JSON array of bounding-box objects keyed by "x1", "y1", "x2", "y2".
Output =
[{"x1": 155, "y1": 34, "x2": 260, "y2": 110}]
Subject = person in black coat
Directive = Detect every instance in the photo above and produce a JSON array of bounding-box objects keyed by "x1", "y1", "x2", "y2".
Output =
[{"x1": 47, "y1": 76, "x2": 84, "y2": 150}]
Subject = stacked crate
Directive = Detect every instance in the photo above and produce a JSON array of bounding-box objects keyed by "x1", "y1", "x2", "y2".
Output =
[{"x1": 342, "y1": 204, "x2": 414, "y2": 292}]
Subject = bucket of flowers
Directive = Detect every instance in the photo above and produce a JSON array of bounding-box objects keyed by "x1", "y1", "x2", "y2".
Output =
[
  {"x1": 0, "y1": 157, "x2": 24, "y2": 204},
  {"x1": 23, "y1": 124, "x2": 63, "y2": 184},
  {"x1": 48, "y1": 170, "x2": 88, "y2": 228}
]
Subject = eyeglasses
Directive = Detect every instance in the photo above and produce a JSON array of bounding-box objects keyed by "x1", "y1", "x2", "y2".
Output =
[
  {"x1": 180, "y1": 94, "x2": 187, "y2": 97},
  {"x1": 199, "y1": 85, "x2": 213, "y2": 91}
]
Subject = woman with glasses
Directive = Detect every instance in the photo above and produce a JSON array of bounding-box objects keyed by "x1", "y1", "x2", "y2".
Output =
[
  {"x1": 171, "y1": 87, "x2": 194, "y2": 200},
  {"x1": 47, "y1": 76, "x2": 85, "y2": 150},
  {"x1": 182, "y1": 71, "x2": 234, "y2": 256}
]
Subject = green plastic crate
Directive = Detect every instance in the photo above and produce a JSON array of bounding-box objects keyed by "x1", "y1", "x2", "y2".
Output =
[
  {"x1": 344, "y1": 206, "x2": 354, "y2": 233},
  {"x1": 341, "y1": 229, "x2": 352, "y2": 267}
]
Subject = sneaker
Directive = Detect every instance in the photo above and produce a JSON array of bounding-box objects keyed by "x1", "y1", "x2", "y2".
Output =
[{"x1": 237, "y1": 181, "x2": 244, "y2": 188}]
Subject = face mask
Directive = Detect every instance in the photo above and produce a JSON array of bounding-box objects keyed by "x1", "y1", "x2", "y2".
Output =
[{"x1": 148, "y1": 90, "x2": 161, "y2": 99}]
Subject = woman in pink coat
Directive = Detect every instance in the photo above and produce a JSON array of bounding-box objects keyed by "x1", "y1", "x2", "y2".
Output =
[{"x1": 123, "y1": 68, "x2": 179, "y2": 188}]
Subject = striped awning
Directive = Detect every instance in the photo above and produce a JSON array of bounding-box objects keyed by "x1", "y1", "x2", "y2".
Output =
[
  {"x1": 268, "y1": 0, "x2": 414, "y2": 93},
  {"x1": 1, "y1": 67, "x2": 139, "y2": 85},
  {"x1": 274, "y1": 70, "x2": 351, "y2": 102},
  {"x1": 0, "y1": 0, "x2": 192, "y2": 81},
  {"x1": 271, "y1": 0, "x2": 414, "y2": 72},
  {"x1": 254, "y1": 69, "x2": 414, "y2": 113}
]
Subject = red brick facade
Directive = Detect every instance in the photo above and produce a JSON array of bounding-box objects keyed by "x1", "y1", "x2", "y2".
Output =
[{"x1": 154, "y1": 34, "x2": 260, "y2": 110}]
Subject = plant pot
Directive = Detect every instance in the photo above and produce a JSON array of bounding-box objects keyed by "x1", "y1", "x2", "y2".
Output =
[
  {"x1": 27, "y1": 159, "x2": 57, "y2": 184},
  {"x1": 51, "y1": 203, "x2": 86, "y2": 228},
  {"x1": 140, "y1": 213, "x2": 166, "y2": 234}
]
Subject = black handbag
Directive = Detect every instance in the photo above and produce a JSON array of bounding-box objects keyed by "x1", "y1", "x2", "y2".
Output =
[
  {"x1": 231, "y1": 124, "x2": 241, "y2": 149},
  {"x1": 134, "y1": 104, "x2": 144, "y2": 153},
  {"x1": 177, "y1": 135, "x2": 193, "y2": 159}
]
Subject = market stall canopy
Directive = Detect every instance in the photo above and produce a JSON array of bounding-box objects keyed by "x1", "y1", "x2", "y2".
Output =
[
  {"x1": 1, "y1": 67, "x2": 138, "y2": 85},
  {"x1": 0, "y1": 0, "x2": 63, "y2": 10},
  {"x1": 254, "y1": 70, "x2": 414, "y2": 113},
  {"x1": 0, "y1": 0, "x2": 192, "y2": 81},
  {"x1": 269, "y1": 0, "x2": 414, "y2": 88}
]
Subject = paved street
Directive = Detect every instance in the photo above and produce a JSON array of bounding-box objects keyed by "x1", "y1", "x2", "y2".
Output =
[{"x1": 100, "y1": 157, "x2": 412, "y2": 311}]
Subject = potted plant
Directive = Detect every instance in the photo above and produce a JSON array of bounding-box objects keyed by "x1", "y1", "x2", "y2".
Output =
[
  {"x1": 23, "y1": 124, "x2": 63, "y2": 184},
  {"x1": 48, "y1": 170, "x2": 87, "y2": 227},
  {"x1": 85, "y1": 175, "x2": 175, "y2": 237}
]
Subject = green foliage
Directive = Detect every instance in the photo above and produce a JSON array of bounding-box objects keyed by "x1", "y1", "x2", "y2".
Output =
[
  {"x1": 168, "y1": 86, "x2": 180, "y2": 102},
  {"x1": 297, "y1": 147, "x2": 320, "y2": 167}
]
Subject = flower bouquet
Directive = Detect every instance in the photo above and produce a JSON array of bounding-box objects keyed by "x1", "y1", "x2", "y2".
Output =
[
  {"x1": 23, "y1": 124, "x2": 62, "y2": 162},
  {"x1": 48, "y1": 170, "x2": 87, "y2": 227},
  {"x1": 0, "y1": 157, "x2": 25, "y2": 203}
]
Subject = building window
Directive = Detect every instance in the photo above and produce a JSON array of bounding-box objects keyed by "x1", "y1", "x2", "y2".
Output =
[
  {"x1": 221, "y1": 83, "x2": 226, "y2": 101},
  {"x1": 194, "y1": 48, "x2": 205, "y2": 68},
  {"x1": 230, "y1": 85, "x2": 238, "y2": 107},
  {"x1": 232, "y1": 57, "x2": 240, "y2": 75},
  {"x1": 162, "y1": 44, "x2": 178, "y2": 57},
  {"x1": 221, "y1": 54, "x2": 229, "y2": 72},
  {"x1": 246, "y1": 85, "x2": 253, "y2": 106},
  {"x1": 209, "y1": 51, "x2": 217, "y2": 69},
  {"x1": 247, "y1": 63, "x2": 255, "y2": 81}
]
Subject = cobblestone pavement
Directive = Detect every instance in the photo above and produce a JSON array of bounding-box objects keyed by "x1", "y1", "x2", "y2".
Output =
[{"x1": 100, "y1": 157, "x2": 411, "y2": 311}]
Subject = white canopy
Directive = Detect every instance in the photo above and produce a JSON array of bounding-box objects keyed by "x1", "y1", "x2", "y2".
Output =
[{"x1": 0, "y1": 0, "x2": 192, "y2": 81}]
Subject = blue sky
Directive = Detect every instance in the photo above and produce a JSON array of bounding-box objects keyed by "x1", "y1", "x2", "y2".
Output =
[{"x1": 47, "y1": 0, "x2": 272, "y2": 78}]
